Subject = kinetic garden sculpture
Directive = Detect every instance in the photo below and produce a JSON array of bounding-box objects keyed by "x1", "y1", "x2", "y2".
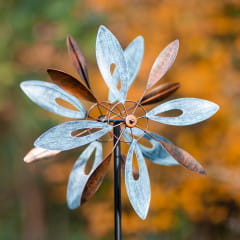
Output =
[{"x1": 20, "y1": 25, "x2": 219, "y2": 239}]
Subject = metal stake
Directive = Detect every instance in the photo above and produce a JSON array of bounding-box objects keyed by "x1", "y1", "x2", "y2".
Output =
[{"x1": 113, "y1": 122, "x2": 122, "y2": 240}]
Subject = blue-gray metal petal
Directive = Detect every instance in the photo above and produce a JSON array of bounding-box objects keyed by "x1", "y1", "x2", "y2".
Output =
[
  {"x1": 146, "y1": 98, "x2": 219, "y2": 126},
  {"x1": 67, "y1": 141, "x2": 102, "y2": 209},
  {"x1": 109, "y1": 36, "x2": 144, "y2": 102},
  {"x1": 34, "y1": 120, "x2": 112, "y2": 151},
  {"x1": 96, "y1": 25, "x2": 129, "y2": 103},
  {"x1": 123, "y1": 128, "x2": 178, "y2": 166},
  {"x1": 20, "y1": 80, "x2": 86, "y2": 118},
  {"x1": 125, "y1": 140, "x2": 150, "y2": 219}
]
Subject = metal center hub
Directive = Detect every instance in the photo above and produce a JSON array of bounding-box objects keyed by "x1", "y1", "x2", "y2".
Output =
[{"x1": 125, "y1": 114, "x2": 137, "y2": 128}]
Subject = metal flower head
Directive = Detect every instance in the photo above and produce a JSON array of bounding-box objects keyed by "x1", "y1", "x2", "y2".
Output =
[{"x1": 20, "y1": 25, "x2": 219, "y2": 219}]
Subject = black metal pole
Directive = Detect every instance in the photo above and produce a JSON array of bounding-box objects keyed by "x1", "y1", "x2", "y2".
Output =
[{"x1": 113, "y1": 123, "x2": 122, "y2": 240}]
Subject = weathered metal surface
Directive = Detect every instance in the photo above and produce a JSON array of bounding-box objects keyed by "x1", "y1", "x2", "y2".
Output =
[
  {"x1": 81, "y1": 152, "x2": 112, "y2": 204},
  {"x1": 141, "y1": 82, "x2": 180, "y2": 105},
  {"x1": 109, "y1": 36, "x2": 144, "y2": 102},
  {"x1": 125, "y1": 140, "x2": 150, "y2": 219},
  {"x1": 47, "y1": 69, "x2": 97, "y2": 102},
  {"x1": 34, "y1": 120, "x2": 112, "y2": 151},
  {"x1": 96, "y1": 25, "x2": 128, "y2": 103},
  {"x1": 123, "y1": 128, "x2": 178, "y2": 166},
  {"x1": 20, "y1": 80, "x2": 86, "y2": 118},
  {"x1": 146, "y1": 98, "x2": 219, "y2": 126},
  {"x1": 67, "y1": 35, "x2": 90, "y2": 89},
  {"x1": 159, "y1": 140, "x2": 206, "y2": 174},
  {"x1": 67, "y1": 141, "x2": 103, "y2": 209},
  {"x1": 24, "y1": 147, "x2": 61, "y2": 163},
  {"x1": 146, "y1": 40, "x2": 179, "y2": 89}
]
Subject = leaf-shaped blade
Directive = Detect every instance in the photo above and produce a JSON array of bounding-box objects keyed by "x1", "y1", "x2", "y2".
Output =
[
  {"x1": 20, "y1": 80, "x2": 86, "y2": 119},
  {"x1": 141, "y1": 82, "x2": 180, "y2": 105},
  {"x1": 81, "y1": 153, "x2": 112, "y2": 205},
  {"x1": 146, "y1": 40, "x2": 179, "y2": 89},
  {"x1": 123, "y1": 128, "x2": 178, "y2": 166},
  {"x1": 159, "y1": 140, "x2": 206, "y2": 174},
  {"x1": 34, "y1": 120, "x2": 112, "y2": 151},
  {"x1": 109, "y1": 36, "x2": 144, "y2": 102},
  {"x1": 24, "y1": 147, "x2": 61, "y2": 163},
  {"x1": 96, "y1": 25, "x2": 128, "y2": 103},
  {"x1": 125, "y1": 140, "x2": 150, "y2": 219},
  {"x1": 67, "y1": 141, "x2": 105, "y2": 209},
  {"x1": 67, "y1": 35, "x2": 90, "y2": 89},
  {"x1": 146, "y1": 98, "x2": 219, "y2": 126},
  {"x1": 47, "y1": 69, "x2": 97, "y2": 102}
]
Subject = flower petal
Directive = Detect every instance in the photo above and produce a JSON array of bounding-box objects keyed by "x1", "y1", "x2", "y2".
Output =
[
  {"x1": 109, "y1": 36, "x2": 144, "y2": 102},
  {"x1": 146, "y1": 40, "x2": 179, "y2": 89},
  {"x1": 20, "y1": 80, "x2": 86, "y2": 118},
  {"x1": 123, "y1": 128, "x2": 178, "y2": 166},
  {"x1": 146, "y1": 98, "x2": 219, "y2": 126},
  {"x1": 141, "y1": 82, "x2": 180, "y2": 105},
  {"x1": 23, "y1": 147, "x2": 60, "y2": 163},
  {"x1": 67, "y1": 141, "x2": 104, "y2": 209},
  {"x1": 67, "y1": 35, "x2": 90, "y2": 89},
  {"x1": 159, "y1": 140, "x2": 206, "y2": 174},
  {"x1": 125, "y1": 140, "x2": 150, "y2": 219},
  {"x1": 96, "y1": 25, "x2": 128, "y2": 103},
  {"x1": 47, "y1": 69, "x2": 97, "y2": 102},
  {"x1": 81, "y1": 152, "x2": 112, "y2": 205},
  {"x1": 34, "y1": 120, "x2": 112, "y2": 151}
]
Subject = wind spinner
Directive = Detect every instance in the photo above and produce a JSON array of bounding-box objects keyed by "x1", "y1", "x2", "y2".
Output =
[{"x1": 20, "y1": 25, "x2": 219, "y2": 239}]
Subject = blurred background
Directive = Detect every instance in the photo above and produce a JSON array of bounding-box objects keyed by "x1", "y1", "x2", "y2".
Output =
[{"x1": 1, "y1": 0, "x2": 240, "y2": 239}]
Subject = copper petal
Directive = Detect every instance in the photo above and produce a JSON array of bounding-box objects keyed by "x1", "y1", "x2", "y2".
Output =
[
  {"x1": 67, "y1": 35, "x2": 90, "y2": 89},
  {"x1": 141, "y1": 82, "x2": 180, "y2": 105},
  {"x1": 146, "y1": 40, "x2": 179, "y2": 89},
  {"x1": 47, "y1": 69, "x2": 97, "y2": 102},
  {"x1": 24, "y1": 147, "x2": 61, "y2": 163},
  {"x1": 81, "y1": 153, "x2": 112, "y2": 204},
  {"x1": 159, "y1": 140, "x2": 206, "y2": 175}
]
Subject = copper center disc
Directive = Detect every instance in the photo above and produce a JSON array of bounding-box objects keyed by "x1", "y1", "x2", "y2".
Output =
[{"x1": 125, "y1": 114, "x2": 138, "y2": 128}]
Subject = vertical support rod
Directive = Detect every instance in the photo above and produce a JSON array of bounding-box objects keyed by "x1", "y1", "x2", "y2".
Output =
[{"x1": 113, "y1": 123, "x2": 122, "y2": 240}]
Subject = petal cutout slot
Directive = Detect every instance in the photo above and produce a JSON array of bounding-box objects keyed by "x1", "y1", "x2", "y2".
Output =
[
  {"x1": 96, "y1": 25, "x2": 128, "y2": 103},
  {"x1": 125, "y1": 140, "x2": 150, "y2": 219},
  {"x1": 121, "y1": 154, "x2": 139, "y2": 179},
  {"x1": 20, "y1": 80, "x2": 86, "y2": 119},
  {"x1": 146, "y1": 98, "x2": 219, "y2": 126},
  {"x1": 47, "y1": 69, "x2": 97, "y2": 102},
  {"x1": 109, "y1": 36, "x2": 144, "y2": 102},
  {"x1": 55, "y1": 98, "x2": 80, "y2": 111},
  {"x1": 67, "y1": 141, "x2": 104, "y2": 209},
  {"x1": 159, "y1": 140, "x2": 206, "y2": 175},
  {"x1": 34, "y1": 120, "x2": 112, "y2": 151},
  {"x1": 67, "y1": 35, "x2": 90, "y2": 89},
  {"x1": 156, "y1": 109, "x2": 182, "y2": 117},
  {"x1": 147, "y1": 40, "x2": 179, "y2": 89}
]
